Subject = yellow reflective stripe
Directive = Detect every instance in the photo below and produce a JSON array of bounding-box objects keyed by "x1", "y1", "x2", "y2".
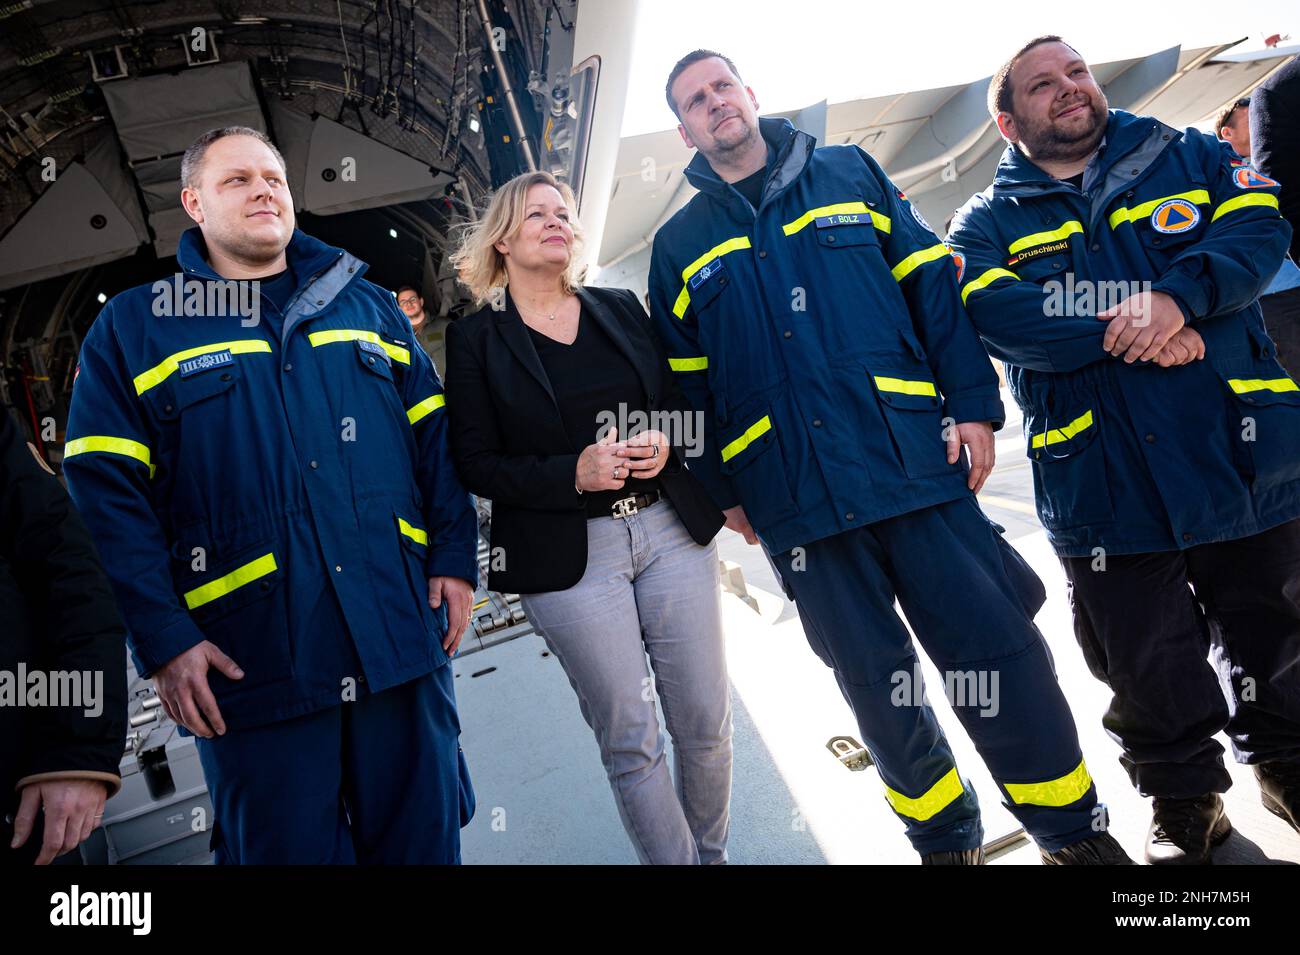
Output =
[
  {"x1": 182, "y1": 553, "x2": 277, "y2": 611},
  {"x1": 406, "y1": 393, "x2": 446, "y2": 425},
  {"x1": 307, "y1": 329, "x2": 411, "y2": 365},
  {"x1": 1228, "y1": 376, "x2": 1299, "y2": 394},
  {"x1": 1107, "y1": 189, "x2": 1211, "y2": 229},
  {"x1": 1031, "y1": 409, "x2": 1094, "y2": 449},
  {"x1": 1211, "y1": 192, "x2": 1280, "y2": 223},
  {"x1": 673, "y1": 236, "x2": 752, "y2": 319},
  {"x1": 961, "y1": 267, "x2": 1020, "y2": 304},
  {"x1": 668, "y1": 356, "x2": 708, "y2": 372},
  {"x1": 781, "y1": 201, "x2": 891, "y2": 237},
  {"x1": 874, "y1": 375, "x2": 937, "y2": 397},
  {"x1": 1008, "y1": 220, "x2": 1083, "y2": 254},
  {"x1": 398, "y1": 517, "x2": 428, "y2": 546},
  {"x1": 132, "y1": 340, "x2": 272, "y2": 395},
  {"x1": 884, "y1": 767, "x2": 964, "y2": 821},
  {"x1": 1004, "y1": 759, "x2": 1093, "y2": 807},
  {"x1": 719, "y1": 415, "x2": 772, "y2": 463},
  {"x1": 63, "y1": 435, "x2": 155, "y2": 478},
  {"x1": 890, "y1": 242, "x2": 951, "y2": 282}
]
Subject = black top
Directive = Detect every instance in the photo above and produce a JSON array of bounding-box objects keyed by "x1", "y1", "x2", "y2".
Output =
[
  {"x1": 1251, "y1": 54, "x2": 1300, "y2": 262},
  {"x1": 732, "y1": 163, "x2": 767, "y2": 209},
  {"x1": 444, "y1": 286, "x2": 724, "y2": 593},
  {"x1": 259, "y1": 267, "x2": 297, "y2": 313},
  {"x1": 526, "y1": 306, "x2": 660, "y2": 516},
  {"x1": 1063, "y1": 171, "x2": 1085, "y2": 190}
]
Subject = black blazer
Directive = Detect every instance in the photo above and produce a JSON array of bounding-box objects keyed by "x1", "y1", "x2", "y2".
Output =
[{"x1": 444, "y1": 284, "x2": 724, "y2": 593}]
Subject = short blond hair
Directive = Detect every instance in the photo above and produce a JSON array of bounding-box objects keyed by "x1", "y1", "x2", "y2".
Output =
[{"x1": 450, "y1": 171, "x2": 586, "y2": 306}]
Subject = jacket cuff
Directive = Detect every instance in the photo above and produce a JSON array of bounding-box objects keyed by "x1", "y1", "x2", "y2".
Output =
[
  {"x1": 16, "y1": 770, "x2": 121, "y2": 800},
  {"x1": 426, "y1": 548, "x2": 480, "y2": 589},
  {"x1": 943, "y1": 391, "x2": 1006, "y2": 431},
  {"x1": 1153, "y1": 265, "x2": 1208, "y2": 321},
  {"x1": 129, "y1": 616, "x2": 207, "y2": 678}
]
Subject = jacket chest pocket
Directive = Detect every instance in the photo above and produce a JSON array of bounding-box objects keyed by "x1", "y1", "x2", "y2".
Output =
[
  {"x1": 718, "y1": 408, "x2": 798, "y2": 528},
  {"x1": 814, "y1": 216, "x2": 881, "y2": 250},
  {"x1": 355, "y1": 337, "x2": 398, "y2": 382},
  {"x1": 151, "y1": 361, "x2": 242, "y2": 422},
  {"x1": 1025, "y1": 402, "x2": 1116, "y2": 530}
]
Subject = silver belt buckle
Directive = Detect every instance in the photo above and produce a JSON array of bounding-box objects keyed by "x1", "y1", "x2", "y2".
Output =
[{"x1": 611, "y1": 495, "x2": 639, "y2": 518}]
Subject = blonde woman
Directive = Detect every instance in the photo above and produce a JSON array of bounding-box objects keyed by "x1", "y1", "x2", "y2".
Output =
[{"x1": 444, "y1": 171, "x2": 732, "y2": 864}]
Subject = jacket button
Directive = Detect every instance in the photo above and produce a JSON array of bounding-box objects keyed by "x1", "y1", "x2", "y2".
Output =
[
  {"x1": 260, "y1": 581, "x2": 271, "y2": 591},
  {"x1": 812, "y1": 418, "x2": 822, "y2": 427},
  {"x1": 335, "y1": 565, "x2": 342, "y2": 572},
  {"x1": 783, "y1": 330, "x2": 792, "y2": 338},
  {"x1": 347, "y1": 266, "x2": 355, "y2": 273},
  {"x1": 316, "y1": 299, "x2": 325, "y2": 306},
  {"x1": 368, "y1": 356, "x2": 376, "y2": 365},
  {"x1": 759, "y1": 250, "x2": 768, "y2": 258},
  {"x1": 164, "y1": 404, "x2": 174, "y2": 414},
  {"x1": 310, "y1": 460, "x2": 319, "y2": 469},
  {"x1": 1182, "y1": 532, "x2": 1192, "y2": 542},
  {"x1": 284, "y1": 363, "x2": 292, "y2": 372},
  {"x1": 1125, "y1": 191, "x2": 1135, "y2": 199},
  {"x1": 1152, "y1": 237, "x2": 1162, "y2": 246},
  {"x1": 1163, "y1": 134, "x2": 1171, "y2": 141},
  {"x1": 845, "y1": 512, "x2": 855, "y2": 521},
  {"x1": 1091, "y1": 244, "x2": 1100, "y2": 252},
  {"x1": 1144, "y1": 433, "x2": 1156, "y2": 444},
  {"x1": 826, "y1": 235, "x2": 836, "y2": 243},
  {"x1": 1130, "y1": 169, "x2": 1139, "y2": 176},
  {"x1": 719, "y1": 276, "x2": 728, "y2": 285},
  {"x1": 220, "y1": 372, "x2": 232, "y2": 381}
]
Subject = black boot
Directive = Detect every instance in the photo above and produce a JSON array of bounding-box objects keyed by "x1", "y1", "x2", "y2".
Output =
[
  {"x1": 1255, "y1": 761, "x2": 1300, "y2": 835},
  {"x1": 921, "y1": 847, "x2": 986, "y2": 865},
  {"x1": 1040, "y1": 831, "x2": 1135, "y2": 865},
  {"x1": 1145, "y1": 794, "x2": 1232, "y2": 865}
]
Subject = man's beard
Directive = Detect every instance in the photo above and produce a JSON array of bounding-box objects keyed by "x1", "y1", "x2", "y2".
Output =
[
  {"x1": 208, "y1": 215, "x2": 291, "y2": 266},
  {"x1": 710, "y1": 115, "x2": 758, "y2": 157},
  {"x1": 1019, "y1": 99, "x2": 1107, "y2": 162}
]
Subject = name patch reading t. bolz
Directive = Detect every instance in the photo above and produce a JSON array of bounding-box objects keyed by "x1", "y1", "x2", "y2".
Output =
[
  {"x1": 814, "y1": 212, "x2": 869, "y2": 229},
  {"x1": 178, "y1": 350, "x2": 234, "y2": 377}
]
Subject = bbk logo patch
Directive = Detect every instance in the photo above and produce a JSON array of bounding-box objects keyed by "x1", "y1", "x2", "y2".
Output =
[
  {"x1": 1234, "y1": 167, "x2": 1278, "y2": 190},
  {"x1": 1150, "y1": 198, "x2": 1201, "y2": 234},
  {"x1": 178, "y1": 350, "x2": 234, "y2": 377}
]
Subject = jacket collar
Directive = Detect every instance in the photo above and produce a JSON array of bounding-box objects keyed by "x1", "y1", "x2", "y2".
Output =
[
  {"x1": 991, "y1": 109, "x2": 1176, "y2": 193},
  {"x1": 683, "y1": 116, "x2": 814, "y2": 210},
  {"x1": 178, "y1": 226, "x2": 348, "y2": 285}
]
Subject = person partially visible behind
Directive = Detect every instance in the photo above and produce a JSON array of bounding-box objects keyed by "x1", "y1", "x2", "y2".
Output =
[
  {"x1": 1217, "y1": 95, "x2": 1300, "y2": 372},
  {"x1": 1252, "y1": 54, "x2": 1300, "y2": 264},
  {"x1": 396, "y1": 285, "x2": 451, "y2": 377},
  {"x1": 1, "y1": 410, "x2": 126, "y2": 866},
  {"x1": 444, "y1": 170, "x2": 732, "y2": 864}
]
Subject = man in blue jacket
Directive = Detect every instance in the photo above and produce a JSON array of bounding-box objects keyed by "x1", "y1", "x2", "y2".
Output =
[
  {"x1": 62, "y1": 126, "x2": 479, "y2": 864},
  {"x1": 948, "y1": 36, "x2": 1300, "y2": 864},
  {"x1": 650, "y1": 50, "x2": 1131, "y2": 864}
]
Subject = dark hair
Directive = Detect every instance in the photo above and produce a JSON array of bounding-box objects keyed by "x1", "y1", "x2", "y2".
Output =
[
  {"x1": 180, "y1": 126, "x2": 286, "y2": 190},
  {"x1": 1216, "y1": 97, "x2": 1250, "y2": 137},
  {"x1": 395, "y1": 285, "x2": 420, "y2": 298},
  {"x1": 988, "y1": 35, "x2": 1083, "y2": 119},
  {"x1": 664, "y1": 49, "x2": 743, "y2": 119}
]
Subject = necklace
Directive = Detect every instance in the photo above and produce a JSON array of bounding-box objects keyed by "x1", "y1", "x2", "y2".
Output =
[{"x1": 517, "y1": 295, "x2": 567, "y2": 322}]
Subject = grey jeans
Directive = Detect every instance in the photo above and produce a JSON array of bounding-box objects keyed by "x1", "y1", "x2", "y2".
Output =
[{"x1": 520, "y1": 498, "x2": 732, "y2": 864}]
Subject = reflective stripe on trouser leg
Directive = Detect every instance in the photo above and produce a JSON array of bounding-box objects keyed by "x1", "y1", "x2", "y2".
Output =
[
  {"x1": 769, "y1": 529, "x2": 984, "y2": 855},
  {"x1": 878, "y1": 497, "x2": 1103, "y2": 851}
]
